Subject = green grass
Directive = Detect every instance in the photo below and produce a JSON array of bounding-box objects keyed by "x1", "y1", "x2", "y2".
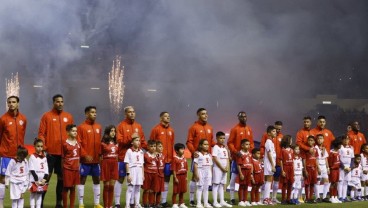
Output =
[{"x1": 4, "y1": 161, "x2": 368, "y2": 207}]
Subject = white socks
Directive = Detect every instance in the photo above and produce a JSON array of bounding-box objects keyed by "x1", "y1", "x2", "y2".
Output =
[
  {"x1": 126, "y1": 185, "x2": 134, "y2": 207},
  {"x1": 229, "y1": 173, "x2": 237, "y2": 200},
  {"x1": 272, "y1": 181, "x2": 279, "y2": 199},
  {"x1": 78, "y1": 185, "x2": 85, "y2": 204},
  {"x1": 323, "y1": 183, "x2": 330, "y2": 198},
  {"x1": 162, "y1": 182, "x2": 169, "y2": 203},
  {"x1": 196, "y1": 185, "x2": 203, "y2": 205},
  {"x1": 114, "y1": 181, "x2": 122, "y2": 205},
  {"x1": 190, "y1": 181, "x2": 196, "y2": 201},
  {"x1": 263, "y1": 181, "x2": 272, "y2": 199},
  {"x1": 212, "y1": 184, "x2": 219, "y2": 204},
  {"x1": 93, "y1": 184, "x2": 101, "y2": 205},
  {"x1": 219, "y1": 184, "x2": 225, "y2": 203}
]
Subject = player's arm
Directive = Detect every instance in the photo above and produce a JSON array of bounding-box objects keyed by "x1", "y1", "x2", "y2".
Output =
[
  {"x1": 249, "y1": 128, "x2": 254, "y2": 150},
  {"x1": 325, "y1": 157, "x2": 330, "y2": 174},
  {"x1": 126, "y1": 163, "x2": 132, "y2": 183},
  {"x1": 237, "y1": 163, "x2": 244, "y2": 180},
  {"x1": 250, "y1": 163, "x2": 255, "y2": 183},
  {"x1": 139, "y1": 126, "x2": 147, "y2": 150},
  {"x1": 280, "y1": 160, "x2": 285, "y2": 177},
  {"x1": 303, "y1": 158, "x2": 308, "y2": 177},
  {"x1": 37, "y1": 115, "x2": 47, "y2": 150},
  {"x1": 212, "y1": 156, "x2": 225, "y2": 172},
  {"x1": 266, "y1": 143, "x2": 275, "y2": 172},
  {"x1": 227, "y1": 128, "x2": 237, "y2": 155},
  {"x1": 296, "y1": 132, "x2": 311, "y2": 153},
  {"x1": 186, "y1": 127, "x2": 195, "y2": 154},
  {"x1": 193, "y1": 162, "x2": 199, "y2": 182}
]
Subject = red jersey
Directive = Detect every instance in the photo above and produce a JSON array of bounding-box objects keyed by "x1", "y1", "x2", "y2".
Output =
[
  {"x1": 0, "y1": 111, "x2": 27, "y2": 157},
  {"x1": 144, "y1": 152, "x2": 158, "y2": 174},
  {"x1": 237, "y1": 151, "x2": 253, "y2": 170},
  {"x1": 62, "y1": 140, "x2": 81, "y2": 171},
  {"x1": 186, "y1": 121, "x2": 215, "y2": 154},
  {"x1": 304, "y1": 147, "x2": 318, "y2": 167},
  {"x1": 77, "y1": 119, "x2": 102, "y2": 164},
  {"x1": 101, "y1": 142, "x2": 118, "y2": 159},
  {"x1": 171, "y1": 155, "x2": 188, "y2": 175},
  {"x1": 310, "y1": 127, "x2": 335, "y2": 152},
  {"x1": 348, "y1": 131, "x2": 366, "y2": 155},
  {"x1": 281, "y1": 147, "x2": 294, "y2": 166},
  {"x1": 328, "y1": 150, "x2": 340, "y2": 170},
  {"x1": 252, "y1": 158, "x2": 263, "y2": 174},
  {"x1": 156, "y1": 153, "x2": 165, "y2": 177},
  {"x1": 227, "y1": 123, "x2": 254, "y2": 159},
  {"x1": 38, "y1": 109, "x2": 74, "y2": 155},
  {"x1": 150, "y1": 123, "x2": 175, "y2": 163},
  {"x1": 116, "y1": 119, "x2": 147, "y2": 161},
  {"x1": 296, "y1": 127, "x2": 312, "y2": 154}
]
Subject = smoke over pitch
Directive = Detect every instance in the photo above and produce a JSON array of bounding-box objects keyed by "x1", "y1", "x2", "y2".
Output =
[{"x1": 0, "y1": 0, "x2": 367, "y2": 143}]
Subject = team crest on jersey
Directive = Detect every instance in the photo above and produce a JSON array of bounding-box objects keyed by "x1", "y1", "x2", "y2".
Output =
[
  {"x1": 135, "y1": 128, "x2": 138, "y2": 132},
  {"x1": 278, "y1": 137, "x2": 282, "y2": 141},
  {"x1": 207, "y1": 129, "x2": 211, "y2": 133},
  {"x1": 8, "y1": 122, "x2": 12, "y2": 125},
  {"x1": 240, "y1": 132, "x2": 243, "y2": 135},
  {"x1": 248, "y1": 131, "x2": 250, "y2": 135},
  {"x1": 19, "y1": 120, "x2": 24, "y2": 125},
  {"x1": 53, "y1": 118, "x2": 57, "y2": 121},
  {"x1": 161, "y1": 132, "x2": 164, "y2": 135},
  {"x1": 87, "y1": 130, "x2": 91, "y2": 133},
  {"x1": 96, "y1": 129, "x2": 100, "y2": 133},
  {"x1": 169, "y1": 131, "x2": 172, "y2": 136},
  {"x1": 63, "y1": 117, "x2": 68, "y2": 122},
  {"x1": 127, "y1": 129, "x2": 130, "y2": 132},
  {"x1": 200, "y1": 130, "x2": 203, "y2": 133},
  {"x1": 325, "y1": 133, "x2": 328, "y2": 137}
]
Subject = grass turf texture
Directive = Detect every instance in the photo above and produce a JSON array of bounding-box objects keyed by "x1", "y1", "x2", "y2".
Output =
[{"x1": 4, "y1": 160, "x2": 368, "y2": 207}]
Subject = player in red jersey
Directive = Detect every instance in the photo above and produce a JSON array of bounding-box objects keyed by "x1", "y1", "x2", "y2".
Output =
[
  {"x1": 171, "y1": 143, "x2": 188, "y2": 208},
  {"x1": 328, "y1": 138, "x2": 342, "y2": 203},
  {"x1": 155, "y1": 141, "x2": 165, "y2": 206},
  {"x1": 303, "y1": 136, "x2": 320, "y2": 203},
  {"x1": 280, "y1": 135, "x2": 294, "y2": 204},
  {"x1": 62, "y1": 124, "x2": 82, "y2": 208},
  {"x1": 250, "y1": 148, "x2": 263, "y2": 206},
  {"x1": 237, "y1": 139, "x2": 253, "y2": 207},
  {"x1": 142, "y1": 140, "x2": 157, "y2": 207},
  {"x1": 100, "y1": 125, "x2": 119, "y2": 208}
]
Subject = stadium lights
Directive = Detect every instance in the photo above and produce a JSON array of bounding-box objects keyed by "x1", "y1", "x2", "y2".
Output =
[{"x1": 322, "y1": 101, "x2": 332, "y2": 104}]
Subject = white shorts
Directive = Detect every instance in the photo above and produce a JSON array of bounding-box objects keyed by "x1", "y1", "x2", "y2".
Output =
[
  {"x1": 197, "y1": 169, "x2": 212, "y2": 186},
  {"x1": 129, "y1": 166, "x2": 143, "y2": 185},
  {"x1": 293, "y1": 175, "x2": 303, "y2": 189},
  {"x1": 10, "y1": 182, "x2": 27, "y2": 200},
  {"x1": 264, "y1": 162, "x2": 274, "y2": 176},
  {"x1": 361, "y1": 170, "x2": 368, "y2": 181},
  {"x1": 348, "y1": 178, "x2": 362, "y2": 189},
  {"x1": 339, "y1": 168, "x2": 351, "y2": 182},
  {"x1": 212, "y1": 167, "x2": 227, "y2": 184},
  {"x1": 318, "y1": 165, "x2": 328, "y2": 179}
]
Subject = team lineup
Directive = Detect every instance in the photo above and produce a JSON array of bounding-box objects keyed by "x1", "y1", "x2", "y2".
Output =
[{"x1": 0, "y1": 95, "x2": 367, "y2": 208}]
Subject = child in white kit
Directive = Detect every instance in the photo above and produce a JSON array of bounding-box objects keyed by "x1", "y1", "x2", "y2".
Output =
[
  {"x1": 349, "y1": 154, "x2": 363, "y2": 200},
  {"x1": 5, "y1": 146, "x2": 29, "y2": 208},
  {"x1": 360, "y1": 144, "x2": 368, "y2": 200},
  {"x1": 212, "y1": 132, "x2": 232, "y2": 208},
  {"x1": 291, "y1": 145, "x2": 303, "y2": 204},
  {"x1": 338, "y1": 135, "x2": 354, "y2": 202},
  {"x1": 193, "y1": 139, "x2": 213, "y2": 208},
  {"x1": 125, "y1": 134, "x2": 145, "y2": 208},
  {"x1": 29, "y1": 139, "x2": 49, "y2": 208},
  {"x1": 262, "y1": 126, "x2": 277, "y2": 205},
  {"x1": 314, "y1": 134, "x2": 330, "y2": 202}
]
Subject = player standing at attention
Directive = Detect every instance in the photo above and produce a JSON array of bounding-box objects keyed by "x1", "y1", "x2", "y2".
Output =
[
  {"x1": 360, "y1": 144, "x2": 368, "y2": 200},
  {"x1": 328, "y1": 138, "x2": 342, "y2": 203},
  {"x1": 303, "y1": 136, "x2": 320, "y2": 203},
  {"x1": 314, "y1": 134, "x2": 330, "y2": 203},
  {"x1": 279, "y1": 135, "x2": 294, "y2": 204},
  {"x1": 155, "y1": 141, "x2": 165, "y2": 206},
  {"x1": 237, "y1": 139, "x2": 253, "y2": 207},
  {"x1": 5, "y1": 146, "x2": 29, "y2": 208},
  {"x1": 250, "y1": 148, "x2": 263, "y2": 206},
  {"x1": 290, "y1": 145, "x2": 303, "y2": 205},
  {"x1": 211, "y1": 131, "x2": 232, "y2": 208},
  {"x1": 262, "y1": 126, "x2": 277, "y2": 205},
  {"x1": 338, "y1": 135, "x2": 354, "y2": 202},
  {"x1": 171, "y1": 143, "x2": 188, "y2": 208},
  {"x1": 29, "y1": 139, "x2": 49, "y2": 208},
  {"x1": 142, "y1": 140, "x2": 157, "y2": 208},
  {"x1": 100, "y1": 125, "x2": 119, "y2": 208},
  {"x1": 62, "y1": 124, "x2": 82, "y2": 208},
  {"x1": 349, "y1": 154, "x2": 363, "y2": 200}
]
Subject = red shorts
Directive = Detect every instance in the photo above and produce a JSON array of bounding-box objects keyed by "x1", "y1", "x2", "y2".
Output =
[
  {"x1": 329, "y1": 169, "x2": 339, "y2": 183},
  {"x1": 101, "y1": 159, "x2": 118, "y2": 181},
  {"x1": 304, "y1": 166, "x2": 317, "y2": 185},
  {"x1": 63, "y1": 169, "x2": 80, "y2": 187},
  {"x1": 252, "y1": 172, "x2": 264, "y2": 185},
  {"x1": 173, "y1": 174, "x2": 187, "y2": 194},
  {"x1": 238, "y1": 168, "x2": 251, "y2": 186},
  {"x1": 280, "y1": 165, "x2": 294, "y2": 184},
  {"x1": 154, "y1": 175, "x2": 165, "y2": 192},
  {"x1": 142, "y1": 172, "x2": 156, "y2": 190}
]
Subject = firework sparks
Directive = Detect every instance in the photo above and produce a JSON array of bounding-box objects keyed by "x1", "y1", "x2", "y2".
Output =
[
  {"x1": 108, "y1": 56, "x2": 125, "y2": 117},
  {"x1": 5, "y1": 72, "x2": 20, "y2": 110}
]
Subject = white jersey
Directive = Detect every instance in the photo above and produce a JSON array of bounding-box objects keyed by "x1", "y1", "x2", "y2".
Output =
[
  {"x1": 315, "y1": 145, "x2": 328, "y2": 166},
  {"x1": 124, "y1": 148, "x2": 144, "y2": 168},
  {"x1": 264, "y1": 139, "x2": 276, "y2": 166},
  {"x1": 194, "y1": 152, "x2": 213, "y2": 186},
  {"x1": 361, "y1": 153, "x2": 368, "y2": 171},
  {"x1": 28, "y1": 153, "x2": 48, "y2": 183},
  {"x1": 5, "y1": 159, "x2": 29, "y2": 184},
  {"x1": 339, "y1": 145, "x2": 354, "y2": 167},
  {"x1": 212, "y1": 144, "x2": 229, "y2": 169},
  {"x1": 293, "y1": 156, "x2": 303, "y2": 175},
  {"x1": 351, "y1": 164, "x2": 362, "y2": 180}
]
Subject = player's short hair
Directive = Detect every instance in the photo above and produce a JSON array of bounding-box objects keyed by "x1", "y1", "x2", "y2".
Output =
[
  {"x1": 85, "y1": 106, "x2": 96, "y2": 114},
  {"x1": 33, "y1": 138, "x2": 44, "y2": 146},
  {"x1": 17, "y1": 145, "x2": 28, "y2": 160},
  {"x1": 331, "y1": 137, "x2": 343, "y2": 149},
  {"x1": 237, "y1": 111, "x2": 246, "y2": 116},
  {"x1": 52, "y1": 94, "x2": 63, "y2": 102},
  {"x1": 216, "y1": 131, "x2": 225, "y2": 138},
  {"x1": 124, "y1": 106, "x2": 134, "y2": 113},
  {"x1": 317, "y1": 115, "x2": 326, "y2": 120},
  {"x1": 292, "y1": 144, "x2": 300, "y2": 150},
  {"x1": 274, "y1": 121, "x2": 283, "y2": 126},
  {"x1": 316, "y1": 134, "x2": 324, "y2": 139},
  {"x1": 155, "y1": 140, "x2": 163, "y2": 146},
  {"x1": 303, "y1": 116, "x2": 312, "y2": 120},
  {"x1": 7, "y1": 95, "x2": 19, "y2": 102},
  {"x1": 174, "y1": 143, "x2": 185, "y2": 152},
  {"x1": 252, "y1": 148, "x2": 260, "y2": 155},
  {"x1": 241, "y1": 139, "x2": 250, "y2": 145},
  {"x1": 355, "y1": 154, "x2": 361, "y2": 159},
  {"x1": 159, "y1": 111, "x2": 169, "y2": 117},
  {"x1": 147, "y1": 140, "x2": 156, "y2": 146},
  {"x1": 361, "y1": 144, "x2": 368, "y2": 154},
  {"x1": 66, "y1": 124, "x2": 77, "y2": 132},
  {"x1": 266, "y1": 125, "x2": 276, "y2": 133},
  {"x1": 196, "y1": 108, "x2": 206, "y2": 115},
  {"x1": 307, "y1": 135, "x2": 315, "y2": 141},
  {"x1": 280, "y1": 135, "x2": 292, "y2": 148}
]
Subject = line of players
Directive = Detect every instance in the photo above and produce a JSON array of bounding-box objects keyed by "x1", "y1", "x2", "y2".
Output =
[{"x1": 1, "y1": 94, "x2": 368, "y2": 208}]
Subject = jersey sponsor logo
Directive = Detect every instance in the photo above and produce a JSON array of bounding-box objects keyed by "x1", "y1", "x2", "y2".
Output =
[
  {"x1": 87, "y1": 130, "x2": 91, "y2": 133},
  {"x1": 73, "y1": 149, "x2": 78, "y2": 156},
  {"x1": 248, "y1": 131, "x2": 250, "y2": 135},
  {"x1": 240, "y1": 132, "x2": 243, "y2": 135},
  {"x1": 169, "y1": 131, "x2": 172, "y2": 136},
  {"x1": 325, "y1": 133, "x2": 328, "y2": 137},
  {"x1": 96, "y1": 129, "x2": 100, "y2": 133},
  {"x1": 19, "y1": 120, "x2": 24, "y2": 125},
  {"x1": 63, "y1": 117, "x2": 68, "y2": 122},
  {"x1": 127, "y1": 129, "x2": 130, "y2": 132},
  {"x1": 53, "y1": 118, "x2": 57, "y2": 121},
  {"x1": 135, "y1": 128, "x2": 138, "y2": 132},
  {"x1": 161, "y1": 132, "x2": 164, "y2": 135}
]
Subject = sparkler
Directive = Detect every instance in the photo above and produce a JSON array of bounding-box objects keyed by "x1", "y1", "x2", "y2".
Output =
[
  {"x1": 108, "y1": 56, "x2": 125, "y2": 118},
  {"x1": 5, "y1": 72, "x2": 20, "y2": 110}
]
